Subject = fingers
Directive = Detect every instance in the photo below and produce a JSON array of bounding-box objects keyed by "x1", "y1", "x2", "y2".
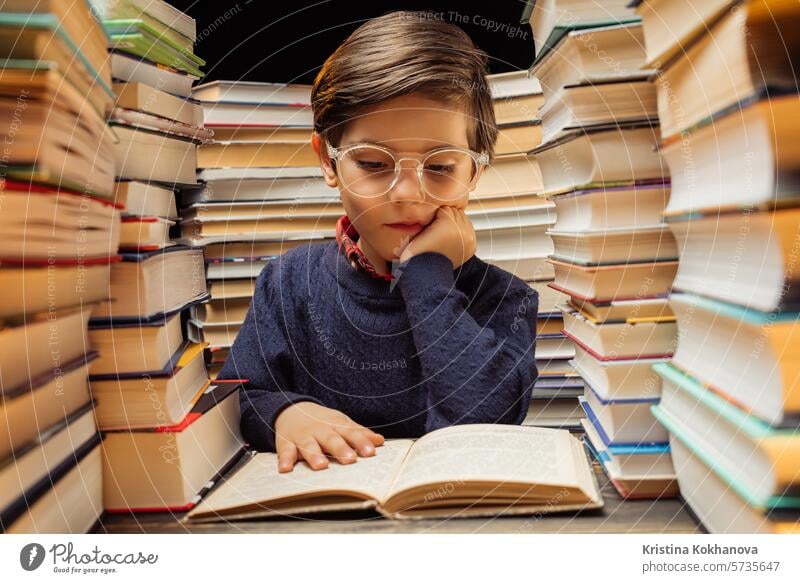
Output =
[
  {"x1": 297, "y1": 438, "x2": 329, "y2": 471},
  {"x1": 339, "y1": 427, "x2": 381, "y2": 457},
  {"x1": 276, "y1": 437, "x2": 298, "y2": 473},
  {"x1": 318, "y1": 431, "x2": 357, "y2": 465}
]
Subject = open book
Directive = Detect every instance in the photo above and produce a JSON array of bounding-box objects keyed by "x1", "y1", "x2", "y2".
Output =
[{"x1": 185, "y1": 424, "x2": 603, "y2": 521}]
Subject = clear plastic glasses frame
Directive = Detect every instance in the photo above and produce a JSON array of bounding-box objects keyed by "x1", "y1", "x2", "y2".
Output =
[{"x1": 326, "y1": 141, "x2": 489, "y2": 200}]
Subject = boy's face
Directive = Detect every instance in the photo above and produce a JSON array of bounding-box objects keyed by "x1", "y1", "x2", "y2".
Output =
[{"x1": 314, "y1": 93, "x2": 477, "y2": 264}]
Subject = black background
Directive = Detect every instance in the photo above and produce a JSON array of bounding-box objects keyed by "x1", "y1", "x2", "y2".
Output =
[{"x1": 169, "y1": 1, "x2": 534, "y2": 84}]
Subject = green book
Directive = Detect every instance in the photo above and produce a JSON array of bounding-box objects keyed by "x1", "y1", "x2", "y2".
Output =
[
  {"x1": 652, "y1": 362, "x2": 800, "y2": 510},
  {"x1": 103, "y1": 18, "x2": 203, "y2": 66},
  {"x1": 0, "y1": 11, "x2": 114, "y2": 98}
]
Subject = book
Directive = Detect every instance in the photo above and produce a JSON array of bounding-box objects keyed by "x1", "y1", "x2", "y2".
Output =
[
  {"x1": 530, "y1": 22, "x2": 651, "y2": 101},
  {"x1": 654, "y1": 362, "x2": 800, "y2": 507},
  {"x1": 522, "y1": 0, "x2": 638, "y2": 61},
  {"x1": 206, "y1": 260, "x2": 267, "y2": 281},
  {"x1": 634, "y1": 0, "x2": 735, "y2": 67},
  {"x1": 570, "y1": 344, "x2": 670, "y2": 401},
  {"x1": 197, "y1": 141, "x2": 318, "y2": 169},
  {"x1": 113, "y1": 81, "x2": 203, "y2": 126},
  {"x1": 0, "y1": 61, "x2": 109, "y2": 138},
  {"x1": 89, "y1": 0, "x2": 197, "y2": 41},
  {"x1": 102, "y1": 18, "x2": 204, "y2": 76},
  {"x1": 0, "y1": 260, "x2": 115, "y2": 319},
  {"x1": 179, "y1": 216, "x2": 336, "y2": 246},
  {"x1": 493, "y1": 93, "x2": 545, "y2": 125},
  {"x1": 0, "y1": 72, "x2": 116, "y2": 195},
  {"x1": 103, "y1": 382, "x2": 245, "y2": 512},
  {"x1": 550, "y1": 183, "x2": 670, "y2": 230},
  {"x1": 0, "y1": 15, "x2": 114, "y2": 116},
  {"x1": 2, "y1": 437, "x2": 103, "y2": 533},
  {"x1": 581, "y1": 418, "x2": 678, "y2": 499},
  {"x1": 0, "y1": 403, "x2": 97, "y2": 526},
  {"x1": 190, "y1": 298, "x2": 251, "y2": 326},
  {"x1": 105, "y1": 15, "x2": 192, "y2": 51},
  {"x1": 89, "y1": 342, "x2": 208, "y2": 430},
  {"x1": 203, "y1": 239, "x2": 319, "y2": 263},
  {"x1": 90, "y1": 246, "x2": 207, "y2": 320},
  {"x1": 192, "y1": 80, "x2": 312, "y2": 105},
  {"x1": 535, "y1": 335, "x2": 575, "y2": 360},
  {"x1": 532, "y1": 125, "x2": 666, "y2": 195},
  {"x1": 548, "y1": 224, "x2": 677, "y2": 265},
  {"x1": 495, "y1": 121, "x2": 542, "y2": 155},
  {"x1": 529, "y1": 280, "x2": 571, "y2": 313},
  {"x1": 110, "y1": 50, "x2": 198, "y2": 97},
  {"x1": 663, "y1": 427, "x2": 799, "y2": 533},
  {"x1": 198, "y1": 102, "x2": 312, "y2": 127},
  {"x1": 0, "y1": 185, "x2": 121, "y2": 259},
  {"x1": 524, "y1": 397, "x2": 585, "y2": 429},
  {"x1": 539, "y1": 79, "x2": 657, "y2": 144},
  {"x1": 110, "y1": 105, "x2": 212, "y2": 141},
  {"x1": 568, "y1": 297, "x2": 673, "y2": 324},
  {"x1": 667, "y1": 207, "x2": 800, "y2": 312},
  {"x1": 186, "y1": 424, "x2": 603, "y2": 521},
  {"x1": 207, "y1": 277, "x2": 257, "y2": 299},
  {"x1": 580, "y1": 394, "x2": 668, "y2": 446},
  {"x1": 2, "y1": 0, "x2": 111, "y2": 73},
  {"x1": 548, "y1": 258, "x2": 677, "y2": 303},
  {"x1": 1, "y1": 309, "x2": 90, "y2": 395},
  {"x1": 118, "y1": 216, "x2": 175, "y2": 250},
  {"x1": 667, "y1": 292, "x2": 800, "y2": 426},
  {"x1": 1, "y1": 353, "x2": 94, "y2": 460},
  {"x1": 88, "y1": 311, "x2": 184, "y2": 375},
  {"x1": 661, "y1": 96, "x2": 800, "y2": 216},
  {"x1": 187, "y1": 320, "x2": 240, "y2": 349},
  {"x1": 649, "y1": 1, "x2": 799, "y2": 137},
  {"x1": 183, "y1": 174, "x2": 336, "y2": 204},
  {"x1": 559, "y1": 304, "x2": 676, "y2": 360},
  {"x1": 488, "y1": 70, "x2": 542, "y2": 100},
  {"x1": 111, "y1": 123, "x2": 199, "y2": 185},
  {"x1": 203, "y1": 125, "x2": 312, "y2": 143},
  {"x1": 471, "y1": 153, "x2": 544, "y2": 197},
  {"x1": 113, "y1": 180, "x2": 177, "y2": 219},
  {"x1": 477, "y1": 223, "x2": 553, "y2": 261}
]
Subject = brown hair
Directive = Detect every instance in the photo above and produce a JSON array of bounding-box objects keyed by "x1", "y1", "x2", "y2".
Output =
[{"x1": 311, "y1": 11, "x2": 498, "y2": 158}]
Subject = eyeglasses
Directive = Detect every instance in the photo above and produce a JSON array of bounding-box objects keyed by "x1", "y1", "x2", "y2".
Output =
[{"x1": 326, "y1": 141, "x2": 489, "y2": 200}]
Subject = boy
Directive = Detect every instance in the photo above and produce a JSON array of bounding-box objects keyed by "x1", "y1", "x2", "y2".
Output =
[{"x1": 217, "y1": 11, "x2": 538, "y2": 472}]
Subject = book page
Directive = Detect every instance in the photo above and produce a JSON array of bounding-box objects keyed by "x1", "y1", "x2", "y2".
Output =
[
  {"x1": 386, "y1": 424, "x2": 595, "y2": 501},
  {"x1": 188, "y1": 440, "x2": 413, "y2": 517}
]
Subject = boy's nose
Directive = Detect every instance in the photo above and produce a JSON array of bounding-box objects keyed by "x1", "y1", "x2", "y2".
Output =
[{"x1": 387, "y1": 160, "x2": 424, "y2": 202}]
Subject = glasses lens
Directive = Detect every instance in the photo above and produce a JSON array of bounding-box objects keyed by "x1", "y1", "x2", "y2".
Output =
[
  {"x1": 338, "y1": 146, "x2": 396, "y2": 197},
  {"x1": 422, "y1": 150, "x2": 478, "y2": 200}
]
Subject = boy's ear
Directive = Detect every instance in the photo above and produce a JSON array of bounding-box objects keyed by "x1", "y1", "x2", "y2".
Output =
[
  {"x1": 470, "y1": 163, "x2": 487, "y2": 192},
  {"x1": 311, "y1": 132, "x2": 339, "y2": 188}
]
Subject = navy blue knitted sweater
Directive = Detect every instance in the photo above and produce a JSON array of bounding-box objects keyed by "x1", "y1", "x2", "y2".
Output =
[{"x1": 216, "y1": 241, "x2": 538, "y2": 452}]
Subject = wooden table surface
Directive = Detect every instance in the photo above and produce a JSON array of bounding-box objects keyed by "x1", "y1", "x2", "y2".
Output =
[{"x1": 95, "y1": 457, "x2": 703, "y2": 534}]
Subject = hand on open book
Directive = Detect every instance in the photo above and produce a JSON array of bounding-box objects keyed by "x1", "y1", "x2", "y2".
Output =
[
  {"x1": 397, "y1": 205, "x2": 476, "y2": 269},
  {"x1": 274, "y1": 402, "x2": 385, "y2": 472}
]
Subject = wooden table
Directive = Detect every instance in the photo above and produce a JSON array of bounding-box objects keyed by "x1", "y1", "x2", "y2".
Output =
[{"x1": 95, "y1": 458, "x2": 703, "y2": 534}]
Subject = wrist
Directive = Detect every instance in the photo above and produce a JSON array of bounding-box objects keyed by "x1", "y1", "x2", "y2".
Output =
[{"x1": 396, "y1": 251, "x2": 456, "y2": 291}]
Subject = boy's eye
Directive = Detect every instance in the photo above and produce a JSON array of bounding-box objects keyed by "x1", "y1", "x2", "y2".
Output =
[
  {"x1": 355, "y1": 159, "x2": 391, "y2": 171},
  {"x1": 424, "y1": 163, "x2": 455, "y2": 175}
]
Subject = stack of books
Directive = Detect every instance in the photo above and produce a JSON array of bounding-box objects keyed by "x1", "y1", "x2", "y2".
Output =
[
  {"x1": 182, "y1": 80, "x2": 341, "y2": 377},
  {"x1": 634, "y1": 0, "x2": 800, "y2": 533},
  {"x1": 523, "y1": 1, "x2": 680, "y2": 498},
  {"x1": 0, "y1": 0, "x2": 116, "y2": 533},
  {"x1": 485, "y1": 71, "x2": 583, "y2": 428},
  {"x1": 87, "y1": 0, "x2": 245, "y2": 515}
]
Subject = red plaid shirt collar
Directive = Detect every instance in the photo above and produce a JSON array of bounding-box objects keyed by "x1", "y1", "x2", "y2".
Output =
[{"x1": 335, "y1": 215, "x2": 394, "y2": 281}]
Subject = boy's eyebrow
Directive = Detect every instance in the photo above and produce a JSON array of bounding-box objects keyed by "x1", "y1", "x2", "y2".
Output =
[{"x1": 345, "y1": 139, "x2": 471, "y2": 152}]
